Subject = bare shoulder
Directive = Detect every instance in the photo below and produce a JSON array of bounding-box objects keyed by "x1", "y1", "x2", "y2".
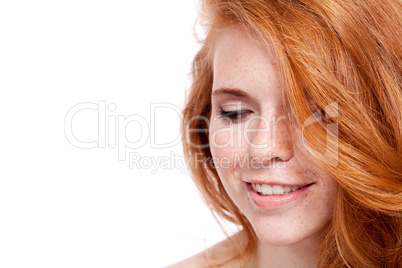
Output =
[{"x1": 165, "y1": 231, "x2": 246, "y2": 268}]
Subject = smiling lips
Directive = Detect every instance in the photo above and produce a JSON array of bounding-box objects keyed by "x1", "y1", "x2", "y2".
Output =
[{"x1": 245, "y1": 182, "x2": 315, "y2": 209}]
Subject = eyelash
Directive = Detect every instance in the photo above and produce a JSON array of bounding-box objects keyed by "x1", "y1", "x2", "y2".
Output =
[
  {"x1": 313, "y1": 109, "x2": 325, "y2": 118},
  {"x1": 218, "y1": 107, "x2": 328, "y2": 124},
  {"x1": 218, "y1": 108, "x2": 252, "y2": 123}
]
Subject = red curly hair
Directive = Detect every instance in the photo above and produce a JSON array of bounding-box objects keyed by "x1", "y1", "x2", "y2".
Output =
[{"x1": 181, "y1": 0, "x2": 402, "y2": 267}]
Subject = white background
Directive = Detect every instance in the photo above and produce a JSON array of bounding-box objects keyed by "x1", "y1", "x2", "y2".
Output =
[{"x1": 0, "y1": 1, "x2": 233, "y2": 267}]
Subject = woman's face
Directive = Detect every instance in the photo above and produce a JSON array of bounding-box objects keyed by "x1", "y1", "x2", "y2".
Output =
[{"x1": 209, "y1": 27, "x2": 337, "y2": 247}]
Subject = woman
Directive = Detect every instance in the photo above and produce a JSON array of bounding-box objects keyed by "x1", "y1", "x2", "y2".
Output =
[{"x1": 169, "y1": 0, "x2": 402, "y2": 267}]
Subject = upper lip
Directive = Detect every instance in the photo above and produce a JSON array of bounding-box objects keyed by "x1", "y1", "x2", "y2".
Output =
[{"x1": 243, "y1": 180, "x2": 314, "y2": 187}]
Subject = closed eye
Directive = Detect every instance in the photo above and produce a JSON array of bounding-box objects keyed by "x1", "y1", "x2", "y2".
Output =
[
  {"x1": 218, "y1": 108, "x2": 252, "y2": 123},
  {"x1": 312, "y1": 109, "x2": 326, "y2": 119}
]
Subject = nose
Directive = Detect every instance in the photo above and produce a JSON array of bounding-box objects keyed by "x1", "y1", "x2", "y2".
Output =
[{"x1": 246, "y1": 114, "x2": 294, "y2": 167}]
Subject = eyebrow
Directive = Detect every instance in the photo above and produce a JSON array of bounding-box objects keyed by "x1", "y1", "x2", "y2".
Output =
[{"x1": 211, "y1": 87, "x2": 250, "y2": 98}]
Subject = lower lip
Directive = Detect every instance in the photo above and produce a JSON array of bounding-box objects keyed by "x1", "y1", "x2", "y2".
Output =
[{"x1": 246, "y1": 183, "x2": 314, "y2": 209}]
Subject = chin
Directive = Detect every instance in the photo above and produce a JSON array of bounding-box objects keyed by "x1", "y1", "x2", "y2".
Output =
[{"x1": 247, "y1": 212, "x2": 328, "y2": 248}]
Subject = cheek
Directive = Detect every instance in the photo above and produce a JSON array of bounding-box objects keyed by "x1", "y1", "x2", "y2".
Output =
[
  {"x1": 209, "y1": 126, "x2": 231, "y2": 180},
  {"x1": 292, "y1": 138, "x2": 338, "y2": 217},
  {"x1": 209, "y1": 125, "x2": 246, "y2": 192},
  {"x1": 296, "y1": 175, "x2": 337, "y2": 233},
  {"x1": 295, "y1": 166, "x2": 337, "y2": 209},
  {"x1": 209, "y1": 124, "x2": 242, "y2": 168},
  {"x1": 319, "y1": 177, "x2": 337, "y2": 213},
  {"x1": 210, "y1": 127, "x2": 231, "y2": 148}
]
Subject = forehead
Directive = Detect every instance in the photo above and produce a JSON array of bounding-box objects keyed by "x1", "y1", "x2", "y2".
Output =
[{"x1": 212, "y1": 27, "x2": 280, "y2": 95}]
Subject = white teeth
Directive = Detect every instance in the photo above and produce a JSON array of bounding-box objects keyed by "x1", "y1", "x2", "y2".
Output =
[
  {"x1": 256, "y1": 184, "x2": 261, "y2": 192},
  {"x1": 251, "y1": 183, "x2": 301, "y2": 196},
  {"x1": 272, "y1": 185, "x2": 284, "y2": 195},
  {"x1": 252, "y1": 183, "x2": 257, "y2": 192},
  {"x1": 284, "y1": 186, "x2": 292, "y2": 193},
  {"x1": 261, "y1": 184, "x2": 273, "y2": 195}
]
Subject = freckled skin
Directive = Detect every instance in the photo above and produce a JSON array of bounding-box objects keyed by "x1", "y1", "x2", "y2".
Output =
[{"x1": 209, "y1": 27, "x2": 337, "y2": 253}]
